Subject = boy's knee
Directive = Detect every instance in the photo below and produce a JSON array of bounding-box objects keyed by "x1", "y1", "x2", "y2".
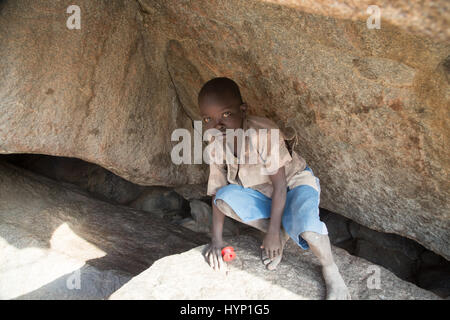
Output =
[
  {"x1": 301, "y1": 231, "x2": 325, "y2": 244},
  {"x1": 214, "y1": 198, "x2": 243, "y2": 222}
]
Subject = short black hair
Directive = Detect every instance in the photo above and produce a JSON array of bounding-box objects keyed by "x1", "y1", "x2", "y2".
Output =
[{"x1": 198, "y1": 77, "x2": 243, "y2": 106}]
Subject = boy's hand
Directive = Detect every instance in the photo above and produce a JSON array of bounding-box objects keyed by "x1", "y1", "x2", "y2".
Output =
[
  {"x1": 261, "y1": 231, "x2": 282, "y2": 260},
  {"x1": 204, "y1": 240, "x2": 227, "y2": 272}
]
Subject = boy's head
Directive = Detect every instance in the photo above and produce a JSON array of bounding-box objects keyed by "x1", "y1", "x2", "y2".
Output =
[{"x1": 198, "y1": 77, "x2": 247, "y2": 133}]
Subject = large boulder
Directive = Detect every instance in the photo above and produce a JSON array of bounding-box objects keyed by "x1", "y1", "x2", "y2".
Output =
[
  {"x1": 110, "y1": 235, "x2": 440, "y2": 300},
  {"x1": 136, "y1": 0, "x2": 450, "y2": 259},
  {"x1": 0, "y1": 0, "x2": 448, "y2": 260},
  {"x1": 0, "y1": 0, "x2": 207, "y2": 186},
  {"x1": 0, "y1": 160, "x2": 209, "y2": 299}
]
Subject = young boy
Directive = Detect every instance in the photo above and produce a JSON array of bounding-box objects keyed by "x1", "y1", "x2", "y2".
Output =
[{"x1": 199, "y1": 77, "x2": 351, "y2": 300}]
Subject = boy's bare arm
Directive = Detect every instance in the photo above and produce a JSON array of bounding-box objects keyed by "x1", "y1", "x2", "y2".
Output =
[
  {"x1": 211, "y1": 194, "x2": 225, "y2": 245},
  {"x1": 262, "y1": 166, "x2": 287, "y2": 259},
  {"x1": 268, "y1": 166, "x2": 287, "y2": 232},
  {"x1": 205, "y1": 194, "x2": 227, "y2": 271}
]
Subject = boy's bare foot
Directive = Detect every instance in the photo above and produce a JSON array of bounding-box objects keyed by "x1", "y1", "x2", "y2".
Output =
[
  {"x1": 262, "y1": 253, "x2": 283, "y2": 270},
  {"x1": 322, "y1": 263, "x2": 351, "y2": 300},
  {"x1": 261, "y1": 230, "x2": 290, "y2": 270}
]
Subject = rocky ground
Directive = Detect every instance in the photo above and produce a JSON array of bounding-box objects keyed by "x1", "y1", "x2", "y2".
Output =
[
  {"x1": 0, "y1": 159, "x2": 445, "y2": 300},
  {"x1": 0, "y1": 160, "x2": 208, "y2": 299},
  {"x1": 110, "y1": 235, "x2": 440, "y2": 300}
]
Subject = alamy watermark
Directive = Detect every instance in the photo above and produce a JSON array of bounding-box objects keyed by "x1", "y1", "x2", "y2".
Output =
[
  {"x1": 66, "y1": 5, "x2": 81, "y2": 30},
  {"x1": 170, "y1": 121, "x2": 281, "y2": 175},
  {"x1": 66, "y1": 269, "x2": 81, "y2": 290},
  {"x1": 366, "y1": 5, "x2": 381, "y2": 29},
  {"x1": 366, "y1": 265, "x2": 381, "y2": 289}
]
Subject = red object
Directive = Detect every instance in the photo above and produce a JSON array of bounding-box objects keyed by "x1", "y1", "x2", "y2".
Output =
[{"x1": 221, "y1": 246, "x2": 236, "y2": 262}]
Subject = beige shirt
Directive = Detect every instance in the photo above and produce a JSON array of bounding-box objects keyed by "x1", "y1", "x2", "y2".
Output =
[{"x1": 206, "y1": 114, "x2": 315, "y2": 198}]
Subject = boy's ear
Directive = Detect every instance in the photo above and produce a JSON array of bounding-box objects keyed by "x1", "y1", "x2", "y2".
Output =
[{"x1": 240, "y1": 102, "x2": 248, "y2": 113}]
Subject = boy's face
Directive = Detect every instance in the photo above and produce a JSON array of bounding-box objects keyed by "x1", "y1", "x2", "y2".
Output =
[{"x1": 199, "y1": 98, "x2": 247, "y2": 135}]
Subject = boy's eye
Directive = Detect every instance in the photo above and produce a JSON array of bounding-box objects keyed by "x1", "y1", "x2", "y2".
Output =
[
  {"x1": 223, "y1": 111, "x2": 231, "y2": 118},
  {"x1": 203, "y1": 117, "x2": 211, "y2": 123}
]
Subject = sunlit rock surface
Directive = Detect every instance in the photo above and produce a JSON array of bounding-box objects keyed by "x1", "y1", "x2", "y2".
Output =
[
  {"x1": 110, "y1": 235, "x2": 440, "y2": 300},
  {"x1": 0, "y1": 0, "x2": 448, "y2": 258},
  {"x1": 0, "y1": 161, "x2": 208, "y2": 299}
]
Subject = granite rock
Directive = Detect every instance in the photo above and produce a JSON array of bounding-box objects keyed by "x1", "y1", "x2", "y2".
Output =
[
  {"x1": 0, "y1": 160, "x2": 209, "y2": 299},
  {"x1": 110, "y1": 235, "x2": 440, "y2": 300},
  {"x1": 0, "y1": 0, "x2": 448, "y2": 259}
]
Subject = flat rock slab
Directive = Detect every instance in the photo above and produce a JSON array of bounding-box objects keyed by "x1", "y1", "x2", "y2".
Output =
[
  {"x1": 0, "y1": 161, "x2": 208, "y2": 299},
  {"x1": 110, "y1": 235, "x2": 440, "y2": 300}
]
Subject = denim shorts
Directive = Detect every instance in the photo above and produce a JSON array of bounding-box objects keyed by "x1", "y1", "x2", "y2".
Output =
[{"x1": 214, "y1": 166, "x2": 328, "y2": 250}]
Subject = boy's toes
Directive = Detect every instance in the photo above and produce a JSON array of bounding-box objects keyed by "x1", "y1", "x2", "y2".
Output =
[
  {"x1": 265, "y1": 255, "x2": 282, "y2": 270},
  {"x1": 260, "y1": 249, "x2": 283, "y2": 271},
  {"x1": 262, "y1": 256, "x2": 282, "y2": 270},
  {"x1": 262, "y1": 258, "x2": 271, "y2": 266}
]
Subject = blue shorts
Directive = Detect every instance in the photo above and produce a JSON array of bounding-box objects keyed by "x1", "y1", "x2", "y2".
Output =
[{"x1": 214, "y1": 166, "x2": 328, "y2": 250}]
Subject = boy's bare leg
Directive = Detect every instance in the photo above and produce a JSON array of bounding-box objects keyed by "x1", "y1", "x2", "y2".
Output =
[
  {"x1": 215, "y1": 199, "x2": 290, "y2": 270},
  {"x1": 301, "y1": 231, "x2": 351, "y2": 300},
  {"x1": 213, "y1": 199, "x2": 350, "y2": 299}
]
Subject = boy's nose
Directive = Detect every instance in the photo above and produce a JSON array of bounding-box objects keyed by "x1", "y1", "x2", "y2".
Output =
[{"x1": 215, "y1": 121, "x2": 225, "y2": 131}]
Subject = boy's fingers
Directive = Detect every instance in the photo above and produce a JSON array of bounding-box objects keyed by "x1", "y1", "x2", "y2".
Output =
[
  {"x1": 217, "y1": 256, "x2": 223, "y2": 271},
  {"x1": 215, "y1": 251, "x2": 222, "y2": 271},
  {"x1": 215, "y1": 249, "x2": 221, "y2": 269},
  {"x1": 208, "y1": 249, "x2": 214, "y2": 268},
  {"x1": 216, "y1": 249, "x2": 225, "y2": 271},
  {"x1": 207, "y1": 250, "x2": 214, "y2": 268},
  {"x1": 213, "y1": 252, "x2": 220, "y2": 270}
]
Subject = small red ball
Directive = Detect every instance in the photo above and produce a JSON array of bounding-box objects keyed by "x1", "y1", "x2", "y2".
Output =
[{"x1": 221, "y1": 246, "x2": 236, "y2": 262}]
